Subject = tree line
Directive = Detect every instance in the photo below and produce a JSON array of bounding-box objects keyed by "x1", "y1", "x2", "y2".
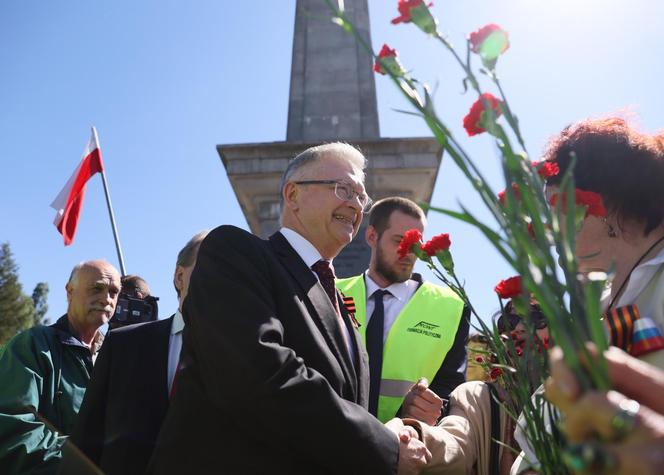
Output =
[{"x1": 0, "y1": 242, "x2": 49, "y2": 346}]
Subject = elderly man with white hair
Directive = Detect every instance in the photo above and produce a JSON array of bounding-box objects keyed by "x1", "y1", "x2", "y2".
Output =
[
  {"x1": 149, "y1": 143, "x2": 431, "y2": 475},
  {"x1": 0, "y1": 259, "x2": 121, "y2": 474}
]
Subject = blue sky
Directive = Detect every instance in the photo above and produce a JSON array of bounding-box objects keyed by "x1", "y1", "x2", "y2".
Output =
[{"x1": 1, "y1": 0, "x2": 663, "y2": 327}]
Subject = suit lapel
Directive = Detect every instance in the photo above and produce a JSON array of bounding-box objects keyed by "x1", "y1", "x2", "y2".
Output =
[
  {"x1": 268, "y1": 232, "x2": 358, "y2": 400},
  {"x1": 338, "y1": 295, "x2": 367, "y2": 405}
]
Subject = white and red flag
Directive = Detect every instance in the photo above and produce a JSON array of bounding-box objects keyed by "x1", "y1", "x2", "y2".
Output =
[{"x1": 50, "y1": 127, "x2": 105, "y2": 245}]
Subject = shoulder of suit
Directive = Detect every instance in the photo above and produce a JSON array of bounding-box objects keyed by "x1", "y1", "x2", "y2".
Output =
[
  {"x1": 208, "y1": 224, "x2": 257, "y2": 242},
  {"x1": 108, "y1": 316, "x2": 173, "y2": 340},
  {"x1": 205, "y1": 225, "x2": 266, "y2": 251}
]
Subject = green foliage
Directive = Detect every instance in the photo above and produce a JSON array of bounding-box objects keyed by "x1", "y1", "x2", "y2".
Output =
[
  {"x1": 0, "y1": 242, "x2": 49, "y2": 345},
  {"x1": 31, "y1": 282, "x2": 49, "y2": 326}
]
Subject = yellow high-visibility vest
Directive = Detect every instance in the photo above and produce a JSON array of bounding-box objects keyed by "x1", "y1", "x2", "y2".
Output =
[{"x1": 336, "y1": 275, "x2": 464, "y2": 422}]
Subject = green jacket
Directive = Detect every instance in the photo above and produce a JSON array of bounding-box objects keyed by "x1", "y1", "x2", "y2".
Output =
[{"x1": 0, "y1": 315, "x2": 95, "y2": 474}]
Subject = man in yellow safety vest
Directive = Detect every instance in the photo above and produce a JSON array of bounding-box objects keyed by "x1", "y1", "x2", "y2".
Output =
[{"x1": 337, "y1": 197, "x2": 469, "y2": 425}]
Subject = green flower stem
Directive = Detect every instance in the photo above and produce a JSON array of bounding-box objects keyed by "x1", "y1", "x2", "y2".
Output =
[
  {"x1": 432, "y1": 31, "x2": 526, "y2": 156},
  {"x1": 490, "y1": 73, "x2": 527, "y2": 153},
  {"x1": 325, "y1": 0, "x2": 609, "y2": 407},
  {"x1": 433, "y1": 34, "x2": 481, "y2": 94}
]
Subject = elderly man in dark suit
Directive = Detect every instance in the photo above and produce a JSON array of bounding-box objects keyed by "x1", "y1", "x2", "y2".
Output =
[
  {"x1": 148, "y1": 143, "x2": 431, "y2": 475},
  {"x1": 62, "y1": 230, "x2": 208, "y2": 475}
]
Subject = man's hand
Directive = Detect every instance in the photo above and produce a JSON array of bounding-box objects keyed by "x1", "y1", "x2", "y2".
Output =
[
  {"x1": 401, "y1": 377, "x2": 443, "y2": 426},
  {"x1": 385, "y1": 418, "x2": 431, "y2": 474},
  {"x1": 545, "y1": 346, "x2": 664, "y2": 475},
  {"x1": 397, "y1": 430, "x2": 431, "y2": 475},
  {"x1": 385, "y1": 418, "x2": 418, "y2": 443}
]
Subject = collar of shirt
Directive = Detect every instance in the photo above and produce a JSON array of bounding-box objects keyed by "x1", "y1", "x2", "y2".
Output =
[
  {"x1": 617, "y1": 246, "x2": 664, "y2": 307},
  {"x1": 55, "y1": 314, "x2": 104, "y2": 354},
  {"x1": 172, "y1": 310, "x2": 185, "y2": 335},
  {"x1": 364, "y1": 272, "x2": 417, "y2": 302},
  {"x1": 280, "y1": 227, "x2": 325, "y2": 269}
]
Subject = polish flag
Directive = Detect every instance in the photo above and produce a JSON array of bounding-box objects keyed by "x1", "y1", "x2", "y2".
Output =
[{"x1": 50, "y1": 127, "x2": 105, "y2": 245}]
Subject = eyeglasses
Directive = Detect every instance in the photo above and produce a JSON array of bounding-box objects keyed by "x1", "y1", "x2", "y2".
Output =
[{"x1": 294, "y1": 180, "x2": 372, "y2": 211}]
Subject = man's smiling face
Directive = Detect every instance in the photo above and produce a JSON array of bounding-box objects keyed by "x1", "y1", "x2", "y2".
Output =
[{"x1": 291, "y1": 153, "x2": 365, "y2": 259}]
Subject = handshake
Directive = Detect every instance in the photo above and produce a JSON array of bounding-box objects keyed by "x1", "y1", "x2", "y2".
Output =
[{"x1": 385, "y1": 378, "x2": 444, "y2": 475}]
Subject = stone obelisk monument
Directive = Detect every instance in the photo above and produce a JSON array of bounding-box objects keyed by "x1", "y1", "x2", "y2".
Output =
[{"x1": 218, "y1": 0, "x2": 443, "y2": 277}]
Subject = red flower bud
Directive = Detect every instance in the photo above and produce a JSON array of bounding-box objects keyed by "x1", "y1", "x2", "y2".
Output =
[
  {"x1": 463, "y1": 93, "x2": 503, "y2": 136},
  {"x1": 549, "y1": 188, "x2": 606, "y2": 218},
  {"x1": 373, "y1": 44, "x2": 405, "y2": 77},
  {"x1": 498, "y1": 183, "x2": 520, "y2": 205},
  {"x1": 536, "y1": 337, "x2": 550, "y2": 353},
  {"x1": 397, "y1": 229, "x2": 423, "y2": 259},
  {"x1": 494, "y1": 275, "x2": 522, "y2": 299},
  {"x1": 532, "y1": 160, "x2": 560, "y2": 179},
  {"x1": 468, "y1": 24, "x2": 509, "y2": 62},
  {"x1": 489, "y1": 367, "x2": 503, "y2": 380},
  {"x1": 475, "y1": 356, "x2": 485, "y2": 363},
  {"x1": 391, "y1": 0, "x2": 437, "y2": 35},
  {"x1": 421, "y1": 233, "x2": 451, "y2": 256}
]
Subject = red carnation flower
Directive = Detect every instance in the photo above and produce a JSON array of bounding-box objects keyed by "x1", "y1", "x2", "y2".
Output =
[
  {"x1": 532, "y1": 160, "x2": 560, "y2": 179},
  {"x1": 549, "y1": 189, "x2": 606, "y2": 218},
  {"x1": 536, "y1": 337, "x2": 550, "y2": 353},
  {"x1": 468, "y1": 24, "x2": 509, "y2": 62},
  {"x1": 463, "y1": 93, "x2": 503, "y2": 136},
  {"x1": 494, "y1": 275, "x2": 522, "y2": 299},
  {"x1": 391, "y1": 0, "x2": 436, "y2": 34},
  {"x1": 489, "y1": 367, "x2": 503, "y2": 380},
  {"x1": 373, "y1": 44, "x2": 404, "y2": 76},
  {"x1": 421, "y1": 233, "x2": 451, "y2": 257},
  {"x1": 498, "y1": 183, "x2": 520, "y2": 205},
  {"x1": 397, "y1": 229, "x2": 422, "y2": 259}
]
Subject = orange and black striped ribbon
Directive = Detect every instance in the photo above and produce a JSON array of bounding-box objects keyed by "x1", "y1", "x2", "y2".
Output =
[
  {"x1": 342, "y1": 295, "x2": 360, "y2": 328},
  {"x1": 603, "y1": 304, "x2": 640, "y2": 353},
  {"x1": 343, "y1": 296, "x2": 356, "y2": 314}
]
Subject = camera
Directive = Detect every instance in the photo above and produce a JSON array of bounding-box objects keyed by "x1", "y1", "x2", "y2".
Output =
[{"x1": 110, "y1": 293, "x2": 159, "y2": 329}]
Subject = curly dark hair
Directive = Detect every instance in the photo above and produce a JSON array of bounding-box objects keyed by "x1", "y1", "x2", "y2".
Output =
[{"x1": 543, "y1": 117, "x2": 664, "y2": 235}]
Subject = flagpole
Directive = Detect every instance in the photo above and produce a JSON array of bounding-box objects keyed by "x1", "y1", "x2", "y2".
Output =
[{"x1": 93, "y1": 127, "x2": 127, "y2": 276}]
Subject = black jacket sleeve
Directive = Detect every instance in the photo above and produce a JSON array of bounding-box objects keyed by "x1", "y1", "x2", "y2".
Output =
[{"x1": 171, "y1": 226, "x2": 399, "y2": 474}]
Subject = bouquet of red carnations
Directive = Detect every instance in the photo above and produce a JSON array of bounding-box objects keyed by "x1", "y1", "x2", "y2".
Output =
[{"x1": 325, "y1": 1, "x2": 613, "y2": 472}]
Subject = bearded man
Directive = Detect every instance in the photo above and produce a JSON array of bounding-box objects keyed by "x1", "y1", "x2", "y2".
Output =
[{"x1": 337, "y1": 197, "x2": 469, "y2": 425}]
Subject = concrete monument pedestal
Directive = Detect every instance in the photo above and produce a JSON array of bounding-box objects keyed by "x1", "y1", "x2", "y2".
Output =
[{"x1": 218, "y1": 0, "x2": 443, "y2": 277}]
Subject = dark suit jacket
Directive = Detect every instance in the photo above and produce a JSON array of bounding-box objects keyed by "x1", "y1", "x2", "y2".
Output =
[
  {"x1": 65, "y1": 316, "x2": 173, "y2": 475},
  {"x1": 148, "y1": 226, "x2": 399, "y2": 474}
]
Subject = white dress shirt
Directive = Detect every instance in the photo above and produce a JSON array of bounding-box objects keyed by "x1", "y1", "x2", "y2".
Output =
[
  {"x1": 167, "y1": 310, "x2": 185, "y2": 395},
  {"x1": 616, "y1": 247, "x2": 664, "y2": 308},
  {"x1": 280, "y1": 227, "x2": 355, "y2": 360},
  {"x1": 364, "y1": 272, "x2": 419, "y2": 343}
]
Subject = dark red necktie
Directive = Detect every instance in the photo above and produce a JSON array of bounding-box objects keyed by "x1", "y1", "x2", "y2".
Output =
[
  {"x1": 311, "y1": 260, "x2": 350, "y2": 352},
  {"x1": 311, "y1": 260, "x2": 341, "y2": 315}
]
